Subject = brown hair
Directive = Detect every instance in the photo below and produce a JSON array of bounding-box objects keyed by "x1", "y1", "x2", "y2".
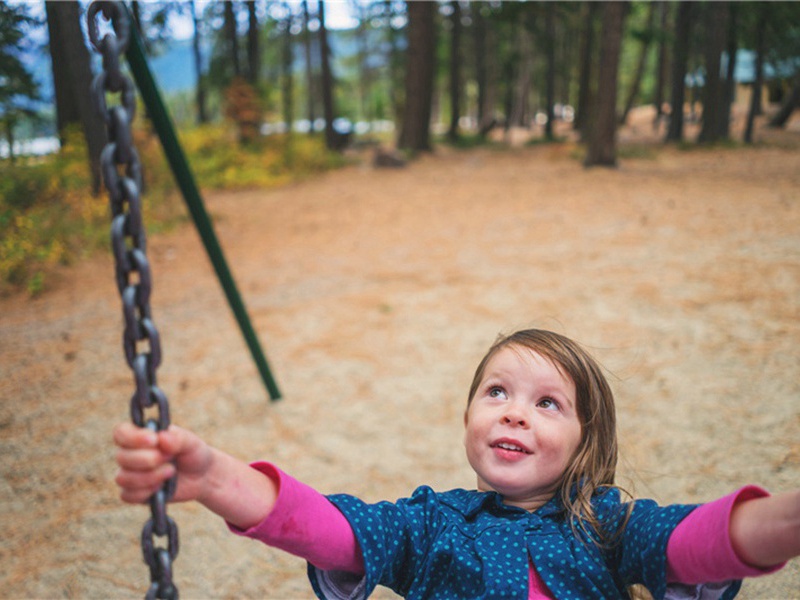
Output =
[{"x1": 467, "y1": 329, "x2": 620, "y2": 542}]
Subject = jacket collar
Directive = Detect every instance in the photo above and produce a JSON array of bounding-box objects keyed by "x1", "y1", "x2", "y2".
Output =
[{"x1": 442, "y1": 488, "x2": 565, "y2": 520}]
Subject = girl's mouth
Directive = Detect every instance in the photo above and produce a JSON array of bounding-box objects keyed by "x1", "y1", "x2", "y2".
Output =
[{"x1": 491, "y1": 440, "x2": 532, "y2": 454}]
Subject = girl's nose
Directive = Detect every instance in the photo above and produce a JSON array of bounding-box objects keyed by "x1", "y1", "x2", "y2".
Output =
[{"x1": 501, "y1": 407, "x2": 528, "y2": 428}]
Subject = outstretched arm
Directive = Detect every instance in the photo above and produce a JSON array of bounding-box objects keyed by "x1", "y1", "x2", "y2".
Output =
[
  {"x1": 114, "y1": 423, "x2": 277, "y2": 530},
  {"x1": 729, "y1": 489, "x2": 800, "y2": 568},
  {"x1": 667, "y1": 485, "x2": 794, "y2": 584},
  {"x1": 116, "y1": 423, "x2": 365, "y2": 573}
]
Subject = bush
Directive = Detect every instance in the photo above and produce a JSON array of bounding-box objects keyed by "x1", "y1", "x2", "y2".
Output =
[
  {"x1": 0, "y1": 128, "x2": 103, "y2": 296},
  {"x1": 1, "y1": 123, "x2": 344, "y2": 296},
  {"x1": 178, "y1": 125, "x2": 346, "y2": 189}
]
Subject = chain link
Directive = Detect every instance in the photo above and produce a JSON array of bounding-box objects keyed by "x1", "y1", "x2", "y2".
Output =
[{"x1": 87, "y1": 3, "x2": 179, "y2": 598}]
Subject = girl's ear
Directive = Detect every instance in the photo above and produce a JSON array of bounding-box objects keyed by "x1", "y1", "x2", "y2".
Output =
[{"x1": 463, "y1": 409, "x2": 469, "y2": 446}]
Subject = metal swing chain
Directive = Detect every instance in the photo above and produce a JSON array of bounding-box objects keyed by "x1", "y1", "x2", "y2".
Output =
[{"x1": 87, "y1": 3, "x2": 179, "y2": 599}]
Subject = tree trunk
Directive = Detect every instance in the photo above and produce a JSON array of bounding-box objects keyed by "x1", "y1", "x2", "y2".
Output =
[
  {"x1": 544, "y1": 3, "x2": 556, "y2": 140},
  {"x1": 574, "y1": 2, "x2": 598, "y2": 139},
  {"x1": 318, "y1": 0, "x2": 338, "y2": 150},
  {"x1": 474, "y1": 4, "x2": 487, "y2": 132},
  {"x1": 224, "y1": 1, "x2": 241, "y2": 78},
  {"x1": 652, "y1": 1, "x2": 670, "y2": 126},
  {"x1": 474, "y1": 5, "x2": 497, "y2": 137},
  {"x1": 45, "y1": 3, "x2": 79, "y2": 143},
  {"x1": 744, "y1": 5, "x2": 766, "y2": 144},
  {"x1": 665, "y1": 1, "x2": 691, "y2": 142},
  {"x1": 720, "y1": 4, "x2": 737, "y2": 139},
  {"x1": 554, "y1": 14, "x2": 569, "y2": 116},
  {"x1": 384, "y1": 0, "x2": 403, "y2": 125},
  {"x1": 768, "y1": 77, "x2": 800, "y2": 128},
  {"x1": 619, "y1": 1, "x2": 657, "y2": 125},
  {"x1": 584, "y1": 1, "x2": 625, "y2": 167},
  {"x1": 45, "y1": 1, "x2": 106, "y2": 194},
  {"x1": 282, "y1": 5, "x2": 294, "y2": 136},
  {"x1": 190, "y1": 0, "x2": 208, "y2": 124},
  {"x1": 483, "y1": 23, "x2": 498, "y2": 136},
  {"x1": 301, "y1": 0, "x2": 316, "y2": 132},
  {"x1": 447, "y1": 1, "x2": 462, "y2": 142},
  {"x1": 509, "y1": 21, "x2": 532, "y2": 129},
  {"x1": 5, "y1": 117, "x2": 15, "y2": 163},
  {"x1": 698, "y1": 2, "x2": 729, "y2": 143},
  {"x1": 246, "y1": 0, "x2": 260, "y2": 85},
  {"x1": 502, "y1": 21, "x2": 517, "y2": 136},
  {"x1": 354, "y1": 3, "x2": 370, "y2": 127},
  {"x1": 398, "y1": 1, "x2": 436, "y2": 151}
]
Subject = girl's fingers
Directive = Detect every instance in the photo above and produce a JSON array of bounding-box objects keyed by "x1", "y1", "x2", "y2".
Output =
[
  {"x1": 119, "y1": 482, "x2": 166, "y2": 505},
  {"x1": 156, "y1": 424, "x2": 193, "y2": 456},
  {"x1": 113, "y1": 422, "x2": 157, "y2": 449},
  {"x1": 116, "y1": 447, "x2": 169, "y2": 471},
  {"x1": 116, "y1": 462, "x2": 175, "y2": 498}
]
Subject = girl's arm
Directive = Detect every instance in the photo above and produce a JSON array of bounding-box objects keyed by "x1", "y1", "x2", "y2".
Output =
[
  {"x1": 116, "y1": 423, "x2": 364, "y2": 573},
  {"x1": 729, "y1": 489, "x2": 800, "y2": 568},
  {"x1": 666, "y1": 486, "x2": 787, "y2": 584},
  {"x1": 230, "y1": 462, "x2": 365, "y2": 574},
  {"x1": 114, "y1": 422, "x2": 277, "y2": 530}
]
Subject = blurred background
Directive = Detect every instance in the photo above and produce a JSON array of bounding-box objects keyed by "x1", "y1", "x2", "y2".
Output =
[{"x1": 2, "y1": 1, "x2": 799, "y2": 295}]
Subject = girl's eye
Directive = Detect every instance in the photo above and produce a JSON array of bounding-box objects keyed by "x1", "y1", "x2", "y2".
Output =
[
  {"x1": 538, "y1": 397, "x2": 559, "y2": 411},
  {"x1": 488, "y1": 386, "x2": 507, "y2": 399}
]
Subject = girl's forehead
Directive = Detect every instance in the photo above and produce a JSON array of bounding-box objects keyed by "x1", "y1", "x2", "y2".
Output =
[{"x1": 487, "y1": 344, "x2": 574, "y2": 384}]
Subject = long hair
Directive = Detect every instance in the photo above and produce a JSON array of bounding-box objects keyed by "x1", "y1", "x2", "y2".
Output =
[{"x1": 467, "y1": 329, "x2": 620, "y2": 542}]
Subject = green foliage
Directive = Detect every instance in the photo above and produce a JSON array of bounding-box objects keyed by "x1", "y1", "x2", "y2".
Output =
[
  {"x1": 0, "y1": 1, "x2": 41, "y2": 153},
  {"x1": 1, "y1": 123, "x2": 344, "y2": 296},
  {"x1": 525, "y1": 135, "x2": 568, "y2": 148},
  {"x1": 617, "y1": 1, "x2": 660, "y2": 109},
  {"x1": 0, "y1": 129, "x2": 96, "y2": 296},
  {"x1": 0, "y1": 2, "x2": 39, "y2": 101},
  {"x1": 178, "y1": 124, "x2": 345, "y2": 188},
  {"x1": 438, "y1": 131, "x2": 504, "y2": 151}
]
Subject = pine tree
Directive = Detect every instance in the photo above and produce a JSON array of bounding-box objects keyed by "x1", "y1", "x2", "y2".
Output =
[{"x1": 0, "y1": 1, "x2": 41, "y2": 161}]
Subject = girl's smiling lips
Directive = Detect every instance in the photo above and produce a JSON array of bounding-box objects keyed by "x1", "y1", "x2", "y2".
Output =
[{"x1": 490, "y1": 438, "x2": 532, "y2": 455}]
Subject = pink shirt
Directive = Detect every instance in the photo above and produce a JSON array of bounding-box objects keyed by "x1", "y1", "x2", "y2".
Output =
[{"x1": 231, "y1": 463, "x2": 783, "y2": 598}]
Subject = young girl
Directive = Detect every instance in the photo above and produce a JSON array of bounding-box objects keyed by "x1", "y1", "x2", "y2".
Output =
[{"x1": 114, "y1": 329, "x2": 799, "y2": 599}]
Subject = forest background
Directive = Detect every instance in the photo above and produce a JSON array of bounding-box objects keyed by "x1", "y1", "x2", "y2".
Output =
[{"x1": 2, "y1": 0, "x2": 799, "y2": 296}]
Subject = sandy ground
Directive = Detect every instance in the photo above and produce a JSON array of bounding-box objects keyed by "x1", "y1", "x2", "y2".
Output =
[{"x1": 1, "y1": 109, "x2": 799, "y2": 599}]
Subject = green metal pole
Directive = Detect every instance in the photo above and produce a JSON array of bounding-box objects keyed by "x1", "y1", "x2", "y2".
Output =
[{"x1": 123, "y1": 11, "x2": 281, "y2": 401}]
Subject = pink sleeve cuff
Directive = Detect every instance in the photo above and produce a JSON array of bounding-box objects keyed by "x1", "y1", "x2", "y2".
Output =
[
  {"x1": 227, "y1": 462, "x2": 364, "y2": 574},
  {"x1": 667, "y1": 485, "x2": 787, "y2": 584}
]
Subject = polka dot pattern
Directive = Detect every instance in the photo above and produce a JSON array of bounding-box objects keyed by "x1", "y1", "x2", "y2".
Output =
[{"x1": 307, "y1": 486, "x2": 743, "y2": 600}]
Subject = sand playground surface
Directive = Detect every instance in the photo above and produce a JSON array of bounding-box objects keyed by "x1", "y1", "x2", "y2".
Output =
[{"x1": 2, "y1": 110, "x2": 799, "y2": 598}]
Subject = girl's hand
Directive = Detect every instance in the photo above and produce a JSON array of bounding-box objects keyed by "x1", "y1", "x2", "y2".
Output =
[
  {"x1": 113, "y1": 422, "x2": 278, "y2": 529},
  {"x1": 114, "y1": 423, "x2": 213, "y2": 505}
]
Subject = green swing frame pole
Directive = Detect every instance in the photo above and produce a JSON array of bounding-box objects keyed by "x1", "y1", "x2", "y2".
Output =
[{"x1": 123, "y1": 10, "x2": 281, "y2": 401}]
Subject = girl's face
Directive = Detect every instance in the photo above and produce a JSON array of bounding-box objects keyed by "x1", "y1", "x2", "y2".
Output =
[{"x1": 464, "y1": 345, "x2": 582, "y2": 511}]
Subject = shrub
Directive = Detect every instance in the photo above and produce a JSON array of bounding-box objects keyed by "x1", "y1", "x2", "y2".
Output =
[{"x1": 1, "y1": 123, "x2": 344, "y2": 295}]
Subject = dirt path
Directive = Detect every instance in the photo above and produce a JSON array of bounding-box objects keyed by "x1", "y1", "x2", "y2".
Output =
[{"x1": 2, "y1": 112, "x2": 799, "y2": 598}]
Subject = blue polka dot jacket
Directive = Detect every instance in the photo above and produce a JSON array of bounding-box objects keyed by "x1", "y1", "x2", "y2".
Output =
[{"x1": 307, "y1": 486, "x2": 742, "y2": 600}]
